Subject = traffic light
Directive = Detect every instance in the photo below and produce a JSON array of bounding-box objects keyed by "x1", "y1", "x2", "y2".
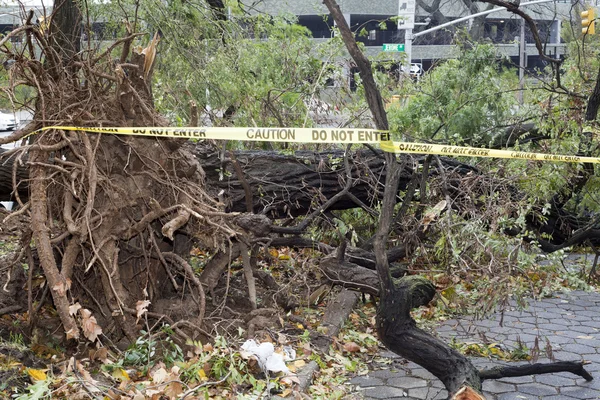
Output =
[{"x1": 582, "y1": 7, "x2": 596, "y2": 35}]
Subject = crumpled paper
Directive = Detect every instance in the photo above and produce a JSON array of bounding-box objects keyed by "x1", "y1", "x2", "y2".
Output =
[{"x1": 240, "y1": 339, "x2": 290, "y2": 374}]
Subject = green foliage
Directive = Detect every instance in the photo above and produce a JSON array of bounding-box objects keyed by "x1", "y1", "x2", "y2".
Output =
[
  {"x1": 387, "y1": 43, "x2": 519, "y2": 146},
  {"x1": 449, "y1": 338, "x2": 531, "y2": 361},
  {"x1": 102, "y1": 327, "x2": 183, "y2": 375},
  {"x1": 148, "y1": 2, "x2": 335, "y2": 128},
  {"x1": 13, "y1": 379, "x2": 51, "y2": 400}
]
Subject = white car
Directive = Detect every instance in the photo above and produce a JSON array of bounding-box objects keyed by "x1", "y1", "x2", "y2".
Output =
[{"x1": 0, "y1": 112, "x2": 18, "y2": 131}]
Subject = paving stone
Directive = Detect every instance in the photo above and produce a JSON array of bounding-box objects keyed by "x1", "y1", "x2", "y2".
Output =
[
  {"x1": 573, "y1": 338, "x2": 600, "y2": 348},
  {"x1": 577, "y1": 311, "x2": 599, "y2": 318},
  {"x1": 496, "y1": 392, "x2": 535, "y2": 399},
  {"x1": 533, "y1": 311, "x2": 564, "y2": 319},
  {"x1": 409, "y1": 368, "x2": 436, "y2": 380},
  {"x1": 431, "y1": 391, "x2": 449, "y2": 400},
  {"x1": 563, "y1": 305, "x2": 587, "y2": 312},
  {"x1": 362, "y1": 386, "x2": 409, "y2": 399},
  {"x1": 504, "y1": 333, "x2": 540, "y2": 344},
  {"x1": 516, "y1": 382, "x2": 558, "y2": 396},
  {"x1": 560, "y1": 386, "x2": 600, "y2": 399},
  {"x1": 408, "y1": 386, "x2": 438, "y2": 399},
  {"x1": 550, "y1": 318, "x2": 579, "y2": 326},
  {"x1": 387, "y1": 376, "x2": 427, "y2": 389},
  {"x1": 535, "y1": 374, "x2": 577, "y2": 386},
  {"x1": 498, "y1": 375, "x2": 535, "y2": 384},
  {"x1": 482, "y1": 380, "x2": 515, "y2": 394},
  {"x1": 570, "y1": 326, "x2": 600, "y2": 334},
  {"x1": 555, "y1": 330, "x2": 594, "y2": 339},
  {"x1": 579, "y1": 320, "x2": 600, "y2": 328},
  {"x1": 561, "y1": 343, "x2": 597, "y2": 354},
  {"x1": 379, "y1": 350, "x2": 402, "y2": 359},
  {"x1": 350, "y1": 375, "x2": 384, "y2": 387},
  {"x1": 368, "y1": 369, "x2": 398, "y2": 380},
  {"x1": 523, "y1": 314, "x2": 552, "y2": 321},
  {"x1": 552, "y1": 351, "x2": 585, "y2": 361},
  {"x1": 548, "y1": 335, "x2": 575, "y2": 344}
]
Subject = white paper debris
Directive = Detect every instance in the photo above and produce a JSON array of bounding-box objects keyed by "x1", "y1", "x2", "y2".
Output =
[{"x1": 240, "y1": 339, "x2": 290, "y2": 374}]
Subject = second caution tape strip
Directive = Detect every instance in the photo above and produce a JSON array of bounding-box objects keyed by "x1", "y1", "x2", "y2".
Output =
[
  {"x1": 35, "y1": 126, "x2": 600, "y2": 164},
  {"x1": 379, "y1": 141, "x2": 599, "y2": 164}
]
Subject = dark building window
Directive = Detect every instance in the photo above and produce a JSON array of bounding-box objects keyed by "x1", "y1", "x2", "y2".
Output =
[{"x1": 297, "y1": 15, "x2": 334, "y2": 38}]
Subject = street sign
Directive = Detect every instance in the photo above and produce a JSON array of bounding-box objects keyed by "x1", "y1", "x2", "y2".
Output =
[
  {"x1": 382, "y1": 44, "x2": 405, "y2": 52},
  {"x1": 398, "y1": 0, "x2": 416, "y2": 29}
]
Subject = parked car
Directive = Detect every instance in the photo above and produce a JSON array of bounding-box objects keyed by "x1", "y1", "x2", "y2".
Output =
[{"x1": 0, "y1": 112, "x2": 17, "y2": 131}]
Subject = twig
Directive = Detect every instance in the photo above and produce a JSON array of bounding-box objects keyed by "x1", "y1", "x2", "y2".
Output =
[
  {"x1": 163, "y1": 252, "x2": 206, "y2": 327},
  {"x1": 239, "y1": 241, "x2": 257, "y2": 310},
  {"x1": 149, "y1": 233, "x2": 179, "y2": 291},
  {"x1": 181, "y1": 372, "x2": 232, "y2": 399}
]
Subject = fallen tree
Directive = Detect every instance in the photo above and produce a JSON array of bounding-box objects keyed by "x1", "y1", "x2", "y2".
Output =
[{"x1": 323, "y1": 0, "x2": 595, "y2": 397}]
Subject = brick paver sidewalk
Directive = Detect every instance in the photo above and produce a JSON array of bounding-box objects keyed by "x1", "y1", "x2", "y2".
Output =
[{"x1": 351, "y1": 290, "x2": 600, "y2": 399}]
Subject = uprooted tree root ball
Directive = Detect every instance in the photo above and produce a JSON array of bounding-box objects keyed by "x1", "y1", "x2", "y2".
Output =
[{"x1": 0, "y1": 9, "x2": 241, "y2": 345}]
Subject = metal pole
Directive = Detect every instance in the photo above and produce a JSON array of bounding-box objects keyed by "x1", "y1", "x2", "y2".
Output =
[
  {"x1": 405, "y1": 28, "x2": 413, "y2": 73},
  {"x1": 413, "y1": 0, "x2": 557, "y2": 38},
  {"x1": 518, "y1": 18, "x2": 526, "y2": 104}
]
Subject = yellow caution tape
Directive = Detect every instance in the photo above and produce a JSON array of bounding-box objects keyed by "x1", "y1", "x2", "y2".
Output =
[
  {"x1": 379, "y1": 141, "x2": 599, "y2": 164},
  {"x1": 31, "y1": 126, "x2": 600, "y2": 164},
  {"x1": 40, "y1": 126, "x2": 390, "y2": 143}
]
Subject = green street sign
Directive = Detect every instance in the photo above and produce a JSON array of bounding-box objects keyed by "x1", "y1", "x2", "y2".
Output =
[{"x1": 382, "y1": 43, "x2": 405, "y2": 52}]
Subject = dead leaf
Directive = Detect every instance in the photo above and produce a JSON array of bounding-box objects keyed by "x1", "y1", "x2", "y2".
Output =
[
  {"x1": 197, "y1": 368, "x2": 208, "y2": 381},
  {"x1": 26, "y1": 368, "x2": 47, "y2": 381},
  {"x1": 165, "y1": 381, "x2": 183, "y2": 399},
  {"x1": 69, "y1": 302, "x2": 82, "y2": 315},
  {"x1": 281, "y1": 375, "x2": 301, "y2": 385},
  {"x1": 343, "y1": 342, "x2": 361, "y2": 353},
  {"x1": 112, "y1": 368, "x2": 130, "y2": 382},
  {"x1": 135, "y1": 300, "x2": 151, "y2": 323},
  {"x1": 151, "y1": 367, "x2": 168, "y2": 384},
  {"x1": 79, "y1": 308, "x2": 103, "y2": 342},
  {"x1": 89, "y1": 347, "x2": 108, "y2": 362},
  {"x1": 65, "y1": 325, "x2": 80, "y2": 340}
]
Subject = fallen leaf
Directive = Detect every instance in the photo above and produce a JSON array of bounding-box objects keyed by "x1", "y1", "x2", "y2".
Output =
[
  {"x1": 152, "y1": 367, "x2": 168, "y2": 384},
  {"x1": 165, "y1": 381, "x2": 183, "y2": 399},
  {"x1": 79, "y1": 308, "x2": 103, "y2": 342},
  {"x1": 112, "y1": 368, "x2": 130, "y2": 382},
  {"x1": 197, "y1": 368, "x2": 208, "y2": 381},
  {"x1": 26, "y1": 368, "x2": 47, "y2": 381},
  {"x1": 65, "y1": 327, "x2": 80, "y2": 340},
  {"x1": 89, "y1": 347, "x2": 108, "y2": 362},
  {"x1": 69, "y1": 302, "x2": 82, "y2": 315},
  {"x1": 136, "y1": 300, "x2": 151, "y2": 323},
  {"x1": 343, "y1": 342, "x2": 361, "y2": 353}
]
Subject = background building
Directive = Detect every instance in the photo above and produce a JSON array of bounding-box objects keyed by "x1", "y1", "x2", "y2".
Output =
[{"x1": 252, "y1": 0, "x2": 574, "y2": 77}]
